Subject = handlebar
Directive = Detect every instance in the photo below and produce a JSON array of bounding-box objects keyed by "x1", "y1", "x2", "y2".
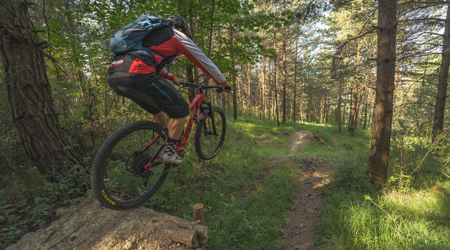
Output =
[{"x1": 180, "y1": 82, "x2": 232, "y2": 93}]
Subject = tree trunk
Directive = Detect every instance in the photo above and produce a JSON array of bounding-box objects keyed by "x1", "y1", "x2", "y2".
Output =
[
  {"x1": 184, "y1": 4, "x2": 197, "y2": 102},
  {"x1": 274, "y1": 27, "x2": 280, "y2": 126},
  {"x1": 281, "y1": 0, "x2": 287, "y2": 124},
  {"x1": 363, "y1": 103, "x2": 368, "y2": 129},
  {"x1": 260, "y1": 45, "x2": 266, "y2": 120},
  {"x1": 229, "y1": 23, "x2": 237, "y2": 120},
  {"x1": 247, "y1": 52, "x2": 251, "y2": 116},
  {"x1": 275, "y1": 56, "x2": 280, "y2": 126},
  {"x1": 268, "y1": 62, "x2": 272, "y2": 120},
  {"x1": 342, "y1": 90, "x2": 347, "y2": 126},
  {"x1": 367, "y1": 0, "x2": 397, "y2": 183},
  {"x1": 237, "y1": 70, "x2": 241, "y2": 116},
  {"x1": 0, "y1": 0, "x2": 86, "y2": 185},
  {"x1": 338, "y1": 78, "x2": 342, "y2": 132},
  {"x1": 293, "y1": 39, "x2": 298, "y2": 123},
  {"x1": 217, "y1": 29, "x2": 226, "y2": 114},
  {"x1": 348, "y1": 84, "x2": 358, "y2": 136},
  {"x1": 355, "y1": 91, "x2": 364, "y2": 127},
  {"x1": 432, "y1": 2, "x2": 450, "y2": 141},
  {"x1": 326, "y1": 95, "x2": 329, "y2": 124}
]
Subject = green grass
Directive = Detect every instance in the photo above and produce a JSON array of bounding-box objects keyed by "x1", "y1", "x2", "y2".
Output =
[
  {"x1": 317, "y1": 125, "x2": 450, "y2": 249},
  {"x1": 2, "y1": 115, "x2": 449, "y2": 250},
  {"x1": 147, "y1": 116, "x2": 305, "y2": 249}
]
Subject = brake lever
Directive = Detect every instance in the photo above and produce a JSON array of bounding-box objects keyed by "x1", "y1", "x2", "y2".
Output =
[{"x1": 217, "y1": 87, "x2": 232, "y2": 93}]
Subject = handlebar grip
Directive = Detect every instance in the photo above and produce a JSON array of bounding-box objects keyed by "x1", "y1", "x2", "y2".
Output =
[{"x1": 225, "y1": 87, "x2": 232, "y2": 91}]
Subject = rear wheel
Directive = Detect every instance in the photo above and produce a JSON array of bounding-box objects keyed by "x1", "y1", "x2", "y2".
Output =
[
  {"x1": 194, "y1": 107, "x2": 226, "y2": 160},
  {"x1": 91, "y1": 121, "x2": 170, "y2": 210}
]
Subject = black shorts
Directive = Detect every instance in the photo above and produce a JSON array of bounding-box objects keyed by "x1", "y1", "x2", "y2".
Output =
[{"x1": 106, "y1": 72, "x2": 190, "y2": 118}]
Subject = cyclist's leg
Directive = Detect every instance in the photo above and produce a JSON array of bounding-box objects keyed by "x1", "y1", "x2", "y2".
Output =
[
  {"x1": 107, "y1": 73, "x2": 189, "y2": 117},
  {"x1": 145, "y1": 76, "x2": 189, "y2": 164},
  {"x1": 107, "y1": 73, "x2": 189, "y2": 164},
  {"x1": 153, "y1": 111, "x2": 168, "y2": 129},
  {"x1": 107, "y1": 73, "x2": 162, "y2": 116},
  {"x1": 167, "y1": 116, "x2": 186, "y2": 140}
]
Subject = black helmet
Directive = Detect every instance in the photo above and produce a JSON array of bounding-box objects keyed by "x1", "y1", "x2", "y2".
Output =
[{"x1": 167, "y1": 15, "x2": 192, "y2": 39}]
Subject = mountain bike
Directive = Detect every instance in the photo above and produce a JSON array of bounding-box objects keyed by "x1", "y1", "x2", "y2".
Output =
[{"x1": 90, "y1": 82, "x2": 228, "y2": 210}]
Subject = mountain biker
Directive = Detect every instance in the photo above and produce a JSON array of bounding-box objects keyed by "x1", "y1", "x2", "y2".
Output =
[{"x1": 106, "y1": 14, "x2": 231, "y2": 165}]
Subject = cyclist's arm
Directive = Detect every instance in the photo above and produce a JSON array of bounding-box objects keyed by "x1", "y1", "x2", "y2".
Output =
[
  {"x1": 158, "y1": 68, "x2": 175, "y2": 81},
  {"x1": 173, "y1": 29, "x2": 228, "y2": 86}
]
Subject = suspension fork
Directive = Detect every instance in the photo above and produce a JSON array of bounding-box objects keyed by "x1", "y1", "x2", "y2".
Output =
[{"x1": 201, "y1": 101, "x2": 218, "y2": 136}]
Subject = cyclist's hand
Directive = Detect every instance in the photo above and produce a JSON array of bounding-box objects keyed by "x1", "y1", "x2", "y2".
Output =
[
  {"x1": 173, "y1": 77, "x2": 181, "y2": 86},
  {"x1": 221, "y1": 82, "x2": 232, "y2": 92}
]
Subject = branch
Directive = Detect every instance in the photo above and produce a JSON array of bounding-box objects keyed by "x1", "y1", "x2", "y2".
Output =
[
  {"x1": 42, "y1": 0, "x2": 52, "y2": 54},
  {"x1": 421, "y1": 31, "x2": 445, "y2": 37},
  {"x1": 339, "y1": 29, "x2": 378, "y2": 52},
  {"x1": 398, "y1": 18, "x2": 446, "y2": 22},
  {"x1": 207, "y1": 0, "x2": 215, "y2": 58},
  {"x1": 44, "y1": 53, "x2": 69, "y2": 76},
  {"x1": 399, "y1": 1, "x2": 448, "y2": 5},
  {"x1": 334, "y1": 0, "x2": 355, "y2": 7}
]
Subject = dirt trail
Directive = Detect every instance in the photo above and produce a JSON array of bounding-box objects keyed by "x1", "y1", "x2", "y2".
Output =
[
  {"x1": 282, "y1": 131, "x2": 338, "y2": 250},
  {"x1": 289, "y1": 131, "x2": 313, "y2": 154}
]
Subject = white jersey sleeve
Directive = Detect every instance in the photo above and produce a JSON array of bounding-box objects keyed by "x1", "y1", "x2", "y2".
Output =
[{"x1": 173, "y1": 28, "x2": 227, "y2": 86}]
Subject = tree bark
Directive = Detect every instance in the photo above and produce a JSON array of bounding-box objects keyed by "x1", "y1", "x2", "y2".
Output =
[
  {"x1": 432, "y1": 2, "x2": 450, "y2": 141},
  {"x1": 363, "y1": 103, "x2": 368, "y2": 129},
  {"x1": 281, "y1": 0, "x2": 287, "y2": 124},
  {"x1": 274, "y1": 27, "x2": 280, "y2": 126},
  {"x1": 259, "y1": 32, "x2": 266, "y2": 120},
  {"x1": 293, "y1": 39, "x2": 298, "y2": 123},
  {"x1": 0, "y1": 0, "x2": 85, "y2": 185},
  {"x1": 183, "y1": 3, "x2": 197, "y2": 102},
  {"x1": 247, "y1": 50, "x2": 251, "y2": 116},
  {"x1": 229, "y1": 24, "x2": 237, "y2": 120},
  {"x1": 338, "y1": 78, "x2": 342, "y2": 132},
  {"x1": 268, "y1": 61, "x2": 272, "y2": 121},
  {"x1": 367, "y1": 0, "x2": 397, "y2": 183},
  {"x1": 348, "y1": 84, "x2": 358, "y2": 136}
]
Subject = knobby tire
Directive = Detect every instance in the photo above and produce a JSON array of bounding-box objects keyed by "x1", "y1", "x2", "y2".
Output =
[
  {"x1": 194, "y1": 107, "x2": 226, "y2": 160},
  {"x1": 91, "y1": 121, "x2": 170, "y2": 210}
]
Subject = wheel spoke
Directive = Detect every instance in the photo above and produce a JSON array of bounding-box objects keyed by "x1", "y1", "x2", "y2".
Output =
[
  {"x1": 195, "y1": 107, "x2": 226, "y2": 160},
  {"x1": 91, "y1": 121, "x2": 171, "y2": 210}
]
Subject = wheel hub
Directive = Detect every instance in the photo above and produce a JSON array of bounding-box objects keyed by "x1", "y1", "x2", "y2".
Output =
[{"x1": 130, "y1": 155, "x2": 151, "y2": 176}]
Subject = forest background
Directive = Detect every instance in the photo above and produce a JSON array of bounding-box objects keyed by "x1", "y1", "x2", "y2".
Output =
[{"x1": 1, "y1": 0, "x2": 450, "y2": 249}]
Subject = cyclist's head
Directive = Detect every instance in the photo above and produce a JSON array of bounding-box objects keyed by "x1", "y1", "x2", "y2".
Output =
[{"x1": 167, "y1": 15, "x2": 192, "y2": 39}]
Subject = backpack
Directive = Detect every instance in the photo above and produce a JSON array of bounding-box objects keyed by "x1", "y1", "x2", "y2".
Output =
[{"x1": 109, "y1": 15, "x2": 169, "y2": 65}]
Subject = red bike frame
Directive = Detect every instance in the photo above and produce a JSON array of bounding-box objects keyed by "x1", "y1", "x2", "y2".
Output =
[
  {"x1": 142, "y1": 90, "x2": 207, "y2": 170},
  {"x1": 176, "y1": 92, "x2": 206, "y2": 152}
]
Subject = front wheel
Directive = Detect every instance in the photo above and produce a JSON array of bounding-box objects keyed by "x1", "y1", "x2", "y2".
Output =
[
  {"x1": 194, "y1": 107, "x2": 226, "y2": 160},
  {"x1": 90, "y1": 121, "x2": 170, "y2": 210}
]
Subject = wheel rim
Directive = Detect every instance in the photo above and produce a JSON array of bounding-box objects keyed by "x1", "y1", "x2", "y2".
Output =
[
  {"x1": 198, "y1": 112, "x2": 224, "y2": 158},
  {"x1": 101, "y1": 128, "x2": 165, "y2": 204}
]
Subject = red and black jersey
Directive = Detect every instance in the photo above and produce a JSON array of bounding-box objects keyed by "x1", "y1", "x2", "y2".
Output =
[{"x1": 108, "y1": 27, "x2": 227, "y2": 86}]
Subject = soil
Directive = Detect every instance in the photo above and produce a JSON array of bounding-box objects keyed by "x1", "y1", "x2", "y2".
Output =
[
  {"x1": 289, "y1": 131, "x2": 313, "y2": 154},
  {"x1": 282, "y1": 131, "x2": 338, "y2": 250}
]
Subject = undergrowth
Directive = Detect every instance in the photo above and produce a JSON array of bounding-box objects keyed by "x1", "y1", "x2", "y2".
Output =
[
  {"x1": 147, "y1": 116, "x2": 303, "y2": 249},
  {"x1": 318, "y1": 125, "x2": 450, "y2": 249},
  {"x1": 2, "y1": 115, "x2": 449, "y2": 250}
]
